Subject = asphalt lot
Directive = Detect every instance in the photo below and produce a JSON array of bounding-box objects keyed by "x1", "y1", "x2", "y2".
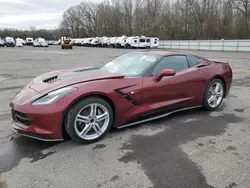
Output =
[{"x1": 0, "y1": 46, "x2": 250, "y2": 188}]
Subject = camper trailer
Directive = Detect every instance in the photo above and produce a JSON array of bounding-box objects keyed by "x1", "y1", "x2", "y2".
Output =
[
  {"x1": 26, "y1": 37, "x2": 34, "y2": 46},
  {"x1": 15, "y1": 38, "x2": 24, "y2": 47},
  {"x1": 90, "y1": 37, "x2": 100, "y2": 47},
  {"x1": 127, "y1": 36, "x2": 151, "y2": 49},
  {"x1": 116, "y1": 35, "x2": 127, "y2": 48},
  {"x1": 109, "y1": 37, "x2": 118, "y2": 48},
  {"x1": 5, "y1": 37, "x2": 15, "y2": 47},
  {"x1": 150, "y1": 37, "x2": 159, "y2": 48}
]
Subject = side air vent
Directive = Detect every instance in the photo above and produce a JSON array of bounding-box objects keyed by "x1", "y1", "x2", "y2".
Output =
[
  {"x1": 43, "y1": 76, "x2": 58, "y2": 83},
  {"x1": 115, "y1": 89, "x2": 140, "y2": 106}
]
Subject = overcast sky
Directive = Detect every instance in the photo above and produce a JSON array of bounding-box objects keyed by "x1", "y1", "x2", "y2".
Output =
[{"x1": 0, "y1": 0, "x2": 102, "y2": 30}]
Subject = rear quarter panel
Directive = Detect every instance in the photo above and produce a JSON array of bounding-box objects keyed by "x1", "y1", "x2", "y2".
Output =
[{"x1": 200, "y1": 62, "x2": 232, "y2": 96}]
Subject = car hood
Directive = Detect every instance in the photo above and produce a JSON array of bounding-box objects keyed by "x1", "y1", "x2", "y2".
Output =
[{"x1": 27, "y1": 67, "x2": 124, "y2": 94}]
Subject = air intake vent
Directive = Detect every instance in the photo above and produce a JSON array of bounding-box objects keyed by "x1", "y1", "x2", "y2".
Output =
[{"x1": 43, "y1": 76, "x2": 58, "y2": 83}]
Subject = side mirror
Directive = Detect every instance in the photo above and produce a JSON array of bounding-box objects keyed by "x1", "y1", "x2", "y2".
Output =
[{"x1": 154, "y1": 69, "x2": 176, "y2": 82}]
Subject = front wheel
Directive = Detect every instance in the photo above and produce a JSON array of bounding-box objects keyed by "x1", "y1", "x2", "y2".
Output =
[
  {"x1": 65, "y1": 97, "x2": 113, "y2": 144},
  {"x1": 202, "y1": 79, "x2": 225, "y2": 111}
]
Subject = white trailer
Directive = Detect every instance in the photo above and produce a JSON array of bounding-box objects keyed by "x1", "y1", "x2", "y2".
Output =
[
  {"x1": 116, "y1": 35, "x2": 127, "y2": 48},
  {"x1": 36, "y1": 37, "x2": 45, "y2": 43},
  {"x1": 15, "y1": 38, "x2": 24, "y2": 47},
  {"x1": 90, "y1": 37, "x2": 100, "y2": 47},
  {"x1": 150, "y1": 37, "x2": 159, "y2": 48},
  {"x1": 5, "y1": 37, "x2": 15, "y2": 47},
  {"x1": 110, "y1": 37, "x2": 118, "y2": 47},
  {"x1": 84, "y1": 38, "x2": 93, "y2": 46},
  {"x1": 127, "y1": 36, "x2": 151, "y2": 49},
  {"x1": 26, "y1": 37, "x2": 34, "y2": 45},
  {"x1": 100, "y1": 36, "x2": 109, "y2": 47}
]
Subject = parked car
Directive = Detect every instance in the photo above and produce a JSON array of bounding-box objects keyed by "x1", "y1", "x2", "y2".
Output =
[{"x1": 10, "y1": 51, "x2": 233, "y2": 144}]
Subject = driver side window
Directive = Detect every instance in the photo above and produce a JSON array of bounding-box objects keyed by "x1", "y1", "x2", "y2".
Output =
[{"x1": 152, "y1": 55, "x2": 189, "y2": 75}]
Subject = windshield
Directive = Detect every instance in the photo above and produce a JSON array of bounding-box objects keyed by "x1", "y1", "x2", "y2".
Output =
[{"x1": 101, "y1": 52, "x2": 161, "y2": 76}]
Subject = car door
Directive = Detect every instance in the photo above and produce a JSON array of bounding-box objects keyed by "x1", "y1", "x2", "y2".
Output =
[{"x1": 141, "y1": 55, "x2": 206, "y2": 116}]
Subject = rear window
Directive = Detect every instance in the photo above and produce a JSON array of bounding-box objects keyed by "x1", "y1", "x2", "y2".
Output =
[
  {"x1": 187, "y1": 55, "x2": 200, "y2": 67},
  {"x1": 146, "y1": 39, "x2": 150, "y2": 42}
]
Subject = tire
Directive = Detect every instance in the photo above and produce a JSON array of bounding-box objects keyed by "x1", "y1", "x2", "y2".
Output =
[
  {"x1": 202, "y1": 78, "x2": 225, "y2": 111},
  {"x1": 65, "y1": 97, "x2": 114, "y2": 144}
]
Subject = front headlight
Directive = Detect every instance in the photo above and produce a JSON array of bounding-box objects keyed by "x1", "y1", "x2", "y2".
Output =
[{"x1": 32, "y1": 87, "x2": 77, "y2": 105}]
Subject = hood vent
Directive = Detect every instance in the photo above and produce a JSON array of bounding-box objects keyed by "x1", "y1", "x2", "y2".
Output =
[{"x1": 43, "y1": 76, "x2": 58, "y2": 83}]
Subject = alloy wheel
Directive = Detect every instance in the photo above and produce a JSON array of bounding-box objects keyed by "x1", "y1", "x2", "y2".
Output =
[
  {"x1": 207, "y1": 82, "x2": 224, "y2": 108},
  {"x1": 74, "y1": 103, "x2": 110, "y2": 140}
]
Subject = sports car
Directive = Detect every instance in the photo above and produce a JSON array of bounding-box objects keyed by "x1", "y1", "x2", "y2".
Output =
[{"x1": 10, "y1": 51, "x2": 233, "y2": 143}]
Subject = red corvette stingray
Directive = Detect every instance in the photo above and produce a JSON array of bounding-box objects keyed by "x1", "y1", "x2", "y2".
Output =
[{"x1": 10, "y1": 51, "x2": 233, "y2": 143}]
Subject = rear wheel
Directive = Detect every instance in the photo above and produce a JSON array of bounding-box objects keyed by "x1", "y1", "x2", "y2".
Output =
[
  {"x1": 202, "y1": 79, "x2": 225, "y2": 111},
  {"x1": 65, "y1": 97, "x2": 113, "y2": 144}
]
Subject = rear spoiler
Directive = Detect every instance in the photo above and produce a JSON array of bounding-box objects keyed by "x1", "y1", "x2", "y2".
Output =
[{"x1": 208, "y1": 59, "x2": 228, "y2": 64}]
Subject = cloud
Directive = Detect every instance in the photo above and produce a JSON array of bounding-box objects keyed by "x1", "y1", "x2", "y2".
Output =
[
  {"x1": 0, "y1": 13, "x2": 62, "y2": 24},
  {"x1": 0, "y1": 0, "x2": 103, "y2": 29}
]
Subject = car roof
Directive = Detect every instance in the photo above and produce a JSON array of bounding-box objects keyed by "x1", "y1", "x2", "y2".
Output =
[{"x1": 135, "y1": 50, "x2": 188, "y2": 57}]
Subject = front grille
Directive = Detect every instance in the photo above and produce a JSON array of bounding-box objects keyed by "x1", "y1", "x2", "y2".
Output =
[
  {"x1": 12, "y1": 110, "x2": 31, "y2": 126},
  {"x1": 43, "y1": 76, "x2": 58, "y2": 83}
]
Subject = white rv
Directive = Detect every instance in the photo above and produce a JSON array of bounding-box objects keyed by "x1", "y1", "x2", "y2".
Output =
[
  {"x1": 26, "y1": 37, "x2": 34, "y2": 45},
  {"x1": 90, "y1": 37, "x2": 100, "y2": 47},
  {"x1": 109, "y1": 37, "x2": 118, "y2": 47},
  {"x1": 15, "y1": 38, "x2": 24, "y2": 47},
  {"x1": 36, "y1": 37, "x2": 45, "y2": 43},
  {"x1": 126, "y1": 36, "x2": 150, "y2": 49},
  {"x1": 150, "y1": 37, "x2": 159, "y2": 48},
  {"x1": 100, "y1": 36, "x2": 109, "y2": 47},
  {"x1": 5, "y1": 37, "x2": 15, "y2": 47},
  {"x1": 116, "y1": 35, "x2": 127, "y2": 48},
  {"x1": 83, "y1": 38, "x2": 93, "y2": 46}
]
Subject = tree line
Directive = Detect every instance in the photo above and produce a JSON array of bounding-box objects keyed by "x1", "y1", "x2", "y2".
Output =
[
  {"x1": 60, "y1": 0, "x2": 250, "y2": 40},
  {"x1": 0, "y1": 27, "x2": 61, "y2": 40},
  {"x1": 1, "y1": 0, "x2": 250, "y2": 40}
]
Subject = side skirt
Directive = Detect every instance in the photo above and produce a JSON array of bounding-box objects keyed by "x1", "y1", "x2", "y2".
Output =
[{"x1": 118, "y1": 106, "x2": 202, "y2": 129}]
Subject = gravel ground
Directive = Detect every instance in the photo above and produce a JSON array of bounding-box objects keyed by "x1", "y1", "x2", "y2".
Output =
[{"x1": 0, "y1": 46, "x2": 249, "y2": 188}]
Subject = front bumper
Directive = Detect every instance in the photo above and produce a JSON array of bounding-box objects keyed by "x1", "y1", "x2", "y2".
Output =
[
  {"x1": 61, "y1": 43, "x2": 72, "y2": 46},
  {"x1": 12, "y1": 123, "x2": 63, "y2": 141},
  {"x1": 10, "y1": 100, "x2": 65, "y2": 141}
]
